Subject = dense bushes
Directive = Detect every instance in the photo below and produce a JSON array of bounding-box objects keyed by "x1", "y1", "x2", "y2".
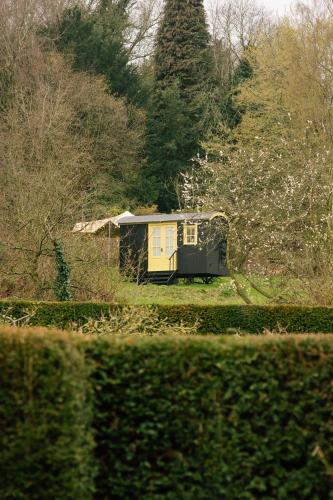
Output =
[
  {"x1": 0, "y1": 328, "x2": 95, "y2": 499},
  {"x1": 1, "y1": 299, "x2": 333, "y2": 333},
  {"x1": 159, "y1": 304, "x2": 333, "y2": 334},
  {"x1": 2, "y1": 328, "x2": 333, "y2": 498},
  {"x1": 0, "y1": 300, "x2": 111, "y2": 329},
  {"x1": 89, "y1": 335, "x2": 333, "y2": 498}
]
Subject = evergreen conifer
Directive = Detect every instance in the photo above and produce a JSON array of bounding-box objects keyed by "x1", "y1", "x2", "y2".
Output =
[
  {"x1": 49, "y1": 1, "x2": 143, "y2": 104},
  {"x1": 144, "y1": 0, "x2": 215, "y2": 211}
]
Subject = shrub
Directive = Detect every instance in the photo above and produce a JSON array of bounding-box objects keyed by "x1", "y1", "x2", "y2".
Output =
[
  {"x1": 0, "y1": 328, "x2": 95, "y2": 499},
  {"x1": 0, "y1": 300, "x2": 112, "y2": 329},
  {"x1": 1, "y1": 300, "x2": 333, "y2": 333},
  {"x1": 75, "y1": 305, "x2": 199, "y2": 336},
  {"x1": 87, "y1": 335, "x2": 333, "y2": 499},
  {"x1": 2, "y1": 329, "x2": 333, "y2": 498},
  {"x1": 159, "y1": 304, "x2": 333, "y2": 334}
]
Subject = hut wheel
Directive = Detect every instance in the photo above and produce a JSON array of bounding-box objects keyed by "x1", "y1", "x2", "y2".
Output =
[{"x1": 202, "y1": 276, "x2": 215, "y2": 285}]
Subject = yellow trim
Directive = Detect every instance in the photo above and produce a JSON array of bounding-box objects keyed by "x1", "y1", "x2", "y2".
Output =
[
  {"x1": 148, "y1": 223, "x2": 178, "y2": 272},
  {"x1": 183, "y1": 224, "x2": 198, "y2": 245}
]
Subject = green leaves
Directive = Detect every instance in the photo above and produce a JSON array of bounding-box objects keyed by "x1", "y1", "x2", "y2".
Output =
[
  {"x1": 2, "y1": 300, "x2": 333, "y2": 333},
  {"x1": 53, "y1": 240, "x2": 72, "y2": 302},
  {"x1": 0, "y1": 331, "x2": 95, "y2": 499},
  {"x1": 89, "y1": 335, "x2": 333, "y2": 498},
  {"x1": 2, "y1": 329, "x2": 333, "y2": 497},
  {"x1": 48, "y1": 2, "x2": 142, "y2": 104}
]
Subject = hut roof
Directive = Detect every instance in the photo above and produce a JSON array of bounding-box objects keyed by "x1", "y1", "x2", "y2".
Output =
[
  {"x1": 73, "y1": 211, "x2": 133, "y2": 234},
  {"x1": 118, "y1": 211, "x2": 226, "y2": 225}
]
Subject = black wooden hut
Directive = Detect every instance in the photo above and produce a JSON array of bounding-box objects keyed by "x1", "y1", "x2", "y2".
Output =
[{"x1": 119, "y1": 211, "x2": 228, "y2": 284}]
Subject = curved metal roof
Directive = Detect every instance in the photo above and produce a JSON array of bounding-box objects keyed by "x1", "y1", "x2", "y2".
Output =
[{"x1": 118, "y1": 211, "x2": 226, "y2": 225}]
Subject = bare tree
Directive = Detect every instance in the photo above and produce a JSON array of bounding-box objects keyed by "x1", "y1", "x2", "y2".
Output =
[
  {"x1": 181, "y1": 0, "x2": 333, "y2": 305},
  {"x1": 207, "y1": 0, "x2": 270, "y2": 90},
  {"x1": 125, "y1": 0, "x2": 163, "y2": 62},
  {"x1": 0, "y1": 0, "x2": 145, "y2": 300}
]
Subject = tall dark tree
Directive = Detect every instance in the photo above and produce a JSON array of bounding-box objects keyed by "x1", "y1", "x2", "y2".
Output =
[{"x1": 143, "y1": 0, "x2": 215, "y2": 212}]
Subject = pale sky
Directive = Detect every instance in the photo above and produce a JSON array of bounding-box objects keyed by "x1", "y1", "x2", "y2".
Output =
[
  {"x1": 204, "y1": 0, "x2": 299, "y2": 18},
  {"x1": 261, "y1": 0, "x2": 295, "y2": 15}
]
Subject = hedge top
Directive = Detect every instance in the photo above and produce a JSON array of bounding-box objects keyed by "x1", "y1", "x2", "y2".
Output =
[{"x1": 3, "y1": 325, "x2": 333, "y2": 348}]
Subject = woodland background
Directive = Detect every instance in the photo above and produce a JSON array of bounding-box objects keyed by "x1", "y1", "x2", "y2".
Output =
[{"x1": 1, "y1": 0, "x2": 333, "y2": 304}]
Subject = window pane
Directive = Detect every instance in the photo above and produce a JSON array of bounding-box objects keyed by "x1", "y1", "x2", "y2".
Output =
[
  {"x1": 187, "y1": 226, "x2": 195, "y2": 243},
  {"x1": 152, "y1": 227, "x2": 161, "y2": 256},
  {"x1": 165, "y1": 227, "x2": 175, "y2": 257},
  {"x1": 184, "y1": 225, "x2": 197, "y2": 245}
]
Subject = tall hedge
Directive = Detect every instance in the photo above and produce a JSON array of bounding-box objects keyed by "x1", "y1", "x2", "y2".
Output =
[
  {"x1": 0, "y1": 328, "x2": 95, "y2": 499},
  {"x1": 1, "y1": 329, "x2": 333, "y2": 498},
  {"x1": 1, "y1": 299, "x2": 333, "y2": 333},
  {"x1": 88, "y1": 335, "x2": 333, "y2": 498}
]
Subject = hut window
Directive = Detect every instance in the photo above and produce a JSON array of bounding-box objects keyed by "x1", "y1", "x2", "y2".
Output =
[
  {"x1": 183, "y1": 224, "x2": 198, "y2": 245},
  {"x1": 152, "y1": 227, "x2": 162, "y2": 256},
  {"x1": 165, "y1": 227, "x2": 176, "y2": 256}
]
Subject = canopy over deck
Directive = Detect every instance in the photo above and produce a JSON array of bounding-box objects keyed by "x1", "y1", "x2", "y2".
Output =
[{"x1": 73, "y1": 211, "x2": 133, "y2": 235}]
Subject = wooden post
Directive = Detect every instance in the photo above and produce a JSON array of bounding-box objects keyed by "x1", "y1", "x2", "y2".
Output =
[{"x1": 108, "y1": 221, "x2": 111, "y2": 267}]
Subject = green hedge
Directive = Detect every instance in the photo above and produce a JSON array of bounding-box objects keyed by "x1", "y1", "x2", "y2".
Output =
[
  {"x1": 1, "y1": 299, "x2": 333, "y2": 333},
  {"x1": 0, "y1": 300, "x2": 111, "y2": 329},
  {"x1": 159, "y1": 304, "x2": 333, "y2": 333},
  {"x1": 88, "y1": 335, "x2": 333, "y2": 499},
  {"x1": 0, "y1": 328, "x2": 95, "y2": 500},
  {"x1": 2, "y1": 329, "x2": 333, "y2": 498}
]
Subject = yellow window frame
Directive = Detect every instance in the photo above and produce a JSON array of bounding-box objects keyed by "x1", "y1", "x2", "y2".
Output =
[{"x1": 183, "y1": 224, "x2": 198, "y2": 245}]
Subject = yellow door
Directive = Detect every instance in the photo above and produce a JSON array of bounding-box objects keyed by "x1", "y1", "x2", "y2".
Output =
[{"x1": 148, "y1": 223, "x2": 177, "y2": 272}]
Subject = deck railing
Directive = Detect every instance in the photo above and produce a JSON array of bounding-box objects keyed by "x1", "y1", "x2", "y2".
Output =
[{"x1": 169, "y1": 249, "x2": 178, "y2": 272}]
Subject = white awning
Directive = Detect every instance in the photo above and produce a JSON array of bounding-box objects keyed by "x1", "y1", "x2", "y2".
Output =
[{"x1": 72, "y1": 211, "x2": 133, "y2": 234}]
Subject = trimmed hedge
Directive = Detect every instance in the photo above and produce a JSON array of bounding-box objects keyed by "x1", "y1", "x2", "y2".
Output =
[
  {"x1": 0, "y1": 328, "x2": 95, "y2": 499},
  {"x1": 0, "y1": 300, "x2": 111, "y2": 329},
  {"x1": 160, "y1": 304, "x2": 333, "y2": 334},
  {"x1": 2, "y1": 329, "x2": 333, "y2": 498},
  {"x1": 88, "y1": 335, "x2": 333, "y2": 499},
  {"x1": 1, "y1": 299, "x2": 333, "y2": 333}
]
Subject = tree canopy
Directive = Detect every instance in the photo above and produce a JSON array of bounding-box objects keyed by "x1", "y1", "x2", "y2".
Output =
[{"x1": 48, "y1": 0, "x2": 145, "y2": 104}]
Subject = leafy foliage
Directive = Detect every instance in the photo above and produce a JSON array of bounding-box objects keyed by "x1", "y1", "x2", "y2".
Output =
[
  {"x1": 88, "y1": 334, "x2": 333, "y2": 498},
  {"x1": 49, "y1": 2, "x2": 144, "y2": 104},
  {"x1": 182, "y1": 11, "x2": 333, "y2": 304},
  {"x1": 1, "y1": 300, "x2": 333, "y2": 334},
  {"x1": 0, "y1": 329, "x2": 95, "y2": 499},
  {"x1": 0, "y1": 26, "x2": 144, "y2": 299},
  {"x1": 53, "y1": 240, "x2": 72, "y2": 301},
  {"x1": 2, "y1": 329, "x2": 333, "y2": 497},
  {"x1": 220, "y1": 57, "x2": 253, "y2": 129}
]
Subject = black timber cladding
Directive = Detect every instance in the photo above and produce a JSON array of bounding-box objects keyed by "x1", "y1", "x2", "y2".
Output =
[
  {"x1": 176, "y1": 218, "x2": 228, "y2": 276},
  {"x1": 119, "y1": 223, "x2": 148, "y2": 274}
]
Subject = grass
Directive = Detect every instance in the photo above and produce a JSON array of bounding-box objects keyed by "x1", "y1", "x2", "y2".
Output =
[{"x1": 118, "y1": 276, "x2": 270, "y2": 306}]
